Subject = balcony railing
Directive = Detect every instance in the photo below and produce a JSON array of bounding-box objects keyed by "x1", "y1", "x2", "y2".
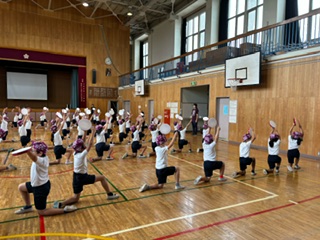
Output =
[{"x1": 119, "y1": 9, "x2": 320, "y2": 87}]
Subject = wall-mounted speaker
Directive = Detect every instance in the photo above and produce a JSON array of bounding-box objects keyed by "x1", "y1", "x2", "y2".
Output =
[{"x1": 92, "y1": 69, "x2": 97, "y2": 84}]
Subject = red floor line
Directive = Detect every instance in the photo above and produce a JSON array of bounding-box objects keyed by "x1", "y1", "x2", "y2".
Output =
[
  {"x1": 39, "y1": 215, "x2": 46, "y2": 240},
  {"x1": 154, "y1": 203, "x2": 296, "y2": 240}
]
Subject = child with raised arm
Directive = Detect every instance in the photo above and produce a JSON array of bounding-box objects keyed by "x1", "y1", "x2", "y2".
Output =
[
  {"x1": 89, "y1": 124, "x2": 114, "y2": 162},
  {"x1": 287, "y1": 119, "x2": 304, "y2": 172},
  {"x1": 171, "y1": 119, "x2": 192, "y2": 154},
  {"x1": 232, "y1": 128, "x2": 257, "y2": 178},
  {"x1": 49, "y1": 117, "x2": 73, "y2": 165},
  {"x1": 139, "y1": 132, "x2": 185, "y2": 192},
  {"x1": 15, "y1": 141, "x2": 77, "y2": 215},
  {"x1": 263, "y1": 127, "x2": 281, "y2": 175},
  {"x1": 53, "y1": 128, "x2": 119, "y2": 209},
  {"x1": 18, "y1": 116, "x2": 30, "y2": 147},
  {"x1": 194, "y1": 126, "x2": 227, "y2": 185},
  {"x1": 197, "y1": 117, "x2": 210, "y2": 153}
]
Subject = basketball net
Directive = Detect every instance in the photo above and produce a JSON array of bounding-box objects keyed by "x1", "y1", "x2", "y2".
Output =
[{"x1": 228, "y1": 78, "x2": 243, "y2": 92}]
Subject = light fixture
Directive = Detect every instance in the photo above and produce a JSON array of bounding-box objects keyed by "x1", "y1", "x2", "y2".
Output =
[
  {"x1": 82, "y1": 2, "x2": 89, "y2": 7},
  {"x1": 127, "y1": 12, "x2": 133, "y2": 16}
]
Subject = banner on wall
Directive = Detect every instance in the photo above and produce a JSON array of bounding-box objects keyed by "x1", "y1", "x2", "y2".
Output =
[
  {"x1": 78, "y1": 67, "x2": 86, "y2": 108},
  {"x1": 164, "y1": 109, "x2": 170, "y2": 125}
]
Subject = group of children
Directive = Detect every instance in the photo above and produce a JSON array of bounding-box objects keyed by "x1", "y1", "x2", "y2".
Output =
[{"x1": 0, "y1": 106, "x2": 305, "y2": 217}]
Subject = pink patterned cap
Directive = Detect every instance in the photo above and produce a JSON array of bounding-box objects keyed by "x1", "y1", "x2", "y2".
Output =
[
  {"x1": 72, "y1": 138, "x2": 85, "y2": 152},
  {"x1": 156, "y1": 135, "x2": 167, "y2": 146},
  {"x1": 32, "y1": 141, "x2": 48, "y2": 155},
  {"x1": 204, "y1": 134, "x2": 213, "y2": 144}
]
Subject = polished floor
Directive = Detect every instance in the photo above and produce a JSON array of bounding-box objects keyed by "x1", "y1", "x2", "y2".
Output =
[{"x1": 1, "y1": 125, "x2": 320, "y2": 240}]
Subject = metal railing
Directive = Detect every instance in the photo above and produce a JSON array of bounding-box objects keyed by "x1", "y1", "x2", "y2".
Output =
[{"x1": 119, "y1": 9, "x2": 320, "y2": 87}]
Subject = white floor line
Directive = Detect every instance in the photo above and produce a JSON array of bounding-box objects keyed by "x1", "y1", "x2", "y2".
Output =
[
  {"x1": 98, "y1": 195, "x2": 277, "y2": 237},
  {"x1": 170, "y1": 154, "x2": 278, "y2": 196},
  {"x1": 289, "y1": 200, "x2": 299, "y2": 204}
]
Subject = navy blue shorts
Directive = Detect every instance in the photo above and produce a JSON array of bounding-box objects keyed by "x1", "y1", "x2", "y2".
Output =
[
  {"x1": 239, "y1": 157, "x2": 253, "y2": 171},
  {"x1": 131, "y1": 141, "x2": 142, "y2": 153},
  {"x1": 268, "y1": 155, "x2": 281, "y2": 169},
  {"x1": 95, "y1": 142, "x2": 110, "y2": 157},
  {"x1": 203, "y1": 161, "x2": 223, "y2": 177},
  {"x1": 54, "y1": 145, "x2": 67, "y2": 159},
  {"x1": 287, "y1": 149, "x2": 300, "y2": 164},
  {"x1": 72, "y1": 172, "x2": 95, "y2": 194},
  {"x1": 178, "y1": 139, "x2": 188, "y2": 149},
  {"x1": 156, "y1": 166, "x2": 176, "y2": 184},
  {"x1": 26, "y1": 181, "x2": 50, "y2": 210}
]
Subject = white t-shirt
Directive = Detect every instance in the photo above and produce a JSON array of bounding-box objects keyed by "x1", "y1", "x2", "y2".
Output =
[
  {"x1": 54, "y1": 131, "x2": 63, "y2": 146},
  {"x1": 19, "y1": 125, "x2": 27, "y2": 137},
  {"x1": 62, "y1": 121, "x2": 67, "y2": 130},
  {"x1": 1, "y1": 120, "x2": 8, "y2": 131},
  {"x1": 268, "y1": 138, "x2": 281, "y2": 155},
  {"x1": 151, "y1": 129, "x2": 159, "y2": 143},
  {"x1": 155, "y1": 146, "x2": 168, "y2": 169},
  {"x1": 30, "y1": 156, "x2": 49, "y2": 187},
  {"x1": 125, "y1": 120, "x2": 131, "y2": 128},
  {"x1": 40, "y1": 114, "x2": 45, "y2": 121},
  {"x1": 25, "y1": 120, "x2": 32, "y2": 130},
  {"x1": 179, "y1": 128, "x2": 187, "y2": 140},
  {"x1": 203, "y1": 141, "x2": 216, "y2": 161},
  {"x1": 288, "y1": 135, "x2": 300, "y2": 150},
  {"x1": 77, "y1": 126, "x2": 84, "y2": 136},
  {"x1": 13, "y1": 114, "x2": 18, "y2": 122},
  {"x1": 119, "y1": 122, "x2": 125, "y2": 133},
  {"x1": 95, "y1": 130, "x2": 106, "y2": 144},
  {"x1": 132, "y1": 129, "x2": 140, "y2": 141},
  {"x1": 239, "y1": 141, "x2": 252, "y2": 158},
  {"x1": 107, "y1": 118, "x2": 112, "y2": 129},
  {"x1": 74, "y1": 149, "x2": 88, "y2": 174}
]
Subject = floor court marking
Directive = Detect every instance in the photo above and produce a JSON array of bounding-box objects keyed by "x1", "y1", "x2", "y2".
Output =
[
  {"x1": 0, "y1": 233, "x2": 114, "y2": 239},
  {"x1": 169, "y1": 154, "x2": 278, "y2": 196},
  {"x1": 98, "y1": 195, "x2": 277, "y2": 238}
]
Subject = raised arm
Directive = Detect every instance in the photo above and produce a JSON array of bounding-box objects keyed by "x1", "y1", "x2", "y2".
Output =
[
  {"x1": 26, "y1": 149, "x2": 38, "y2": 162},
  {"x1": 289, "y1": 122, "x2": 295, "y2": 136},
  {"x1": 185, "y1": 119, "x2": 192, "y2": 129},
  {"x1": 168, "y1": 132, "x2": 178, "y2": 149},
  {"x1": 251, "y1": 128, "x2": 256, "y2": 143},
  {"x1": 214, "y1": 126, "x2": 221, "y2": 143},
  {"x1": 86, "y1": 128, "x2": 96, "y2": 152}
]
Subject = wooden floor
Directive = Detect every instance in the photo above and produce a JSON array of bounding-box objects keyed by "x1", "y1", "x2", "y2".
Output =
[{"x1": 1, "y1": 126, "x2": 320, "y2": 240}]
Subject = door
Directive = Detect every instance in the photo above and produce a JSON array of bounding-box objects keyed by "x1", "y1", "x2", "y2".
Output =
[{"x1": 216, "y1": 98, "x2": 229, "y2": 141}]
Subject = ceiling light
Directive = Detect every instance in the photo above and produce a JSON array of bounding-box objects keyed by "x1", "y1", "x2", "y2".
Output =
[
  {"x1": 127, "y1": 12, "x2": 133, "y2": 16},
  {"x1": 82, "y1": 2, "x2": 89, "y2": 7}
]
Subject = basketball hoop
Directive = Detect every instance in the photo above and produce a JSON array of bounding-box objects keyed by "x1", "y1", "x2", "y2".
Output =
[{"x1": 228, "y1": 78, "x2": 243, "y2": 92}]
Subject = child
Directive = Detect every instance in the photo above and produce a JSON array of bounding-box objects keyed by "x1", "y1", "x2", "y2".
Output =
[
  {"x1": 125, "y1": 114, "x2": 132, "y2": 144},
  {"x1": 53, "y1": 129, "x2": 119, "y2": 209},
  {"x1": 148, "y1": 123, "x2": 160, "y2": 157},
  {"x1": 122, "y1": 122, "x2": 148, "y2": 159},
  {"x1": 35, "y1": 109, "x2": 48, "y2": 129},
  {"x1": 232, "y1": 129, "x2": 257, "y2": 178},
  {"x1": 194, "y1": 127, "x2": 227, "y2": 185},
  {"x1": 118, "y1": 119, "x2": 128, "y2": 144},
  {"x1": 15, "y1": 141, "x2": 77, "y2": 215},
  {"x1": 139, "y1": 132, "x2": 185, "y2": 192},
  {"x1": 18, "y1": 116, "x2": 30, "y2": 147},
  {"x1": 263, "y1": 129, "x2": 281, "y2": 175},
  {"x1": 197, "y1": 117, "x2": 210, "y2": 153},
  {"x1": 287, "y1": 119, "x2": 304, "y2": 172},
  {"x1": 89, "y1": 124, "x2": 114, "y2": 162},
  {"x1": 171, "y1": 119, "x2": 192, "y2": 153},
  {"x1": 0, "y1": 115, "x2": 9, "y2": 141},
  {"x1": 50, "y1": 118, "x2": 73, "y2": 165}
]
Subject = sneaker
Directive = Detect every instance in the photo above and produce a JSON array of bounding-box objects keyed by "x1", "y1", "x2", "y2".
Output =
[
  {"x1": 122, "y1": 153, "x2": 128, "y2": 159},
  {"x1": 194, "y1": 175, "x2": 202, "y2": 185},
  {"x1": 275, "y1": 168, "x2": 280, "y2": 174},
  {"x1": 175, "y1": 185, "x2": 185, "y2": 190},
  {"x1": 146, "y1": 153, "x2": 150, "y2": 158},
  {"x1": 170, "y1": 149, "x2": 176, "y2": 154},
  {"x1": 287, "y1": 165, "x2": 293, "y2": 172},
  {"x1": 251, "y1": 172, "x2": 257, "y2": 176},
  {"x1": 188, "y1": 149, "x2": 192, "y2": 153},
  {"x1": 263, "y1": 169, "x2": 268, "y2": 175},
  {"x1": 197, "y1": 148, "x2": 200, "y2": 153},
  {"x1": 65, "y1": 160, "x2": 73, "y2": 165},
  {"x1": 232, "y1": 172, "x2": 240, "y2": 178},
  {"x1": 107, "y1": 193, "x2": 119, "y2": 200},
  {"x1": 7, "y1": 164, "x2": 17, "y2": 171},
  {"x1": 218, "y1": 177, "x2": 227, "y2": 181},
  {"x1": 15, "y1": 206, "x2": 33, "y2": 214},
  {"x1": 138, "y1": 154, "x2": 146, "y2": 158},
  {"x1": 294, "y1": 165, "x2": 301, "y2": 170},
  {"x1": 63, "y1": 205, "x2": 77, "y2": 213},
  {"x1": 127, "y1": 141, "x2": 131, "y2": 145},
  {"x1": 53, "y1": 201, "x2": 62, "y2": 209},
  {"x1": 106, "y1": 156, "x2": 114, "y2": 160},
  {"x1": 139, "y1": 183, "x2": 150, "y2": 192},
  {"x1": 110, "y1": 143, "x2": 115, "y2": 147}
]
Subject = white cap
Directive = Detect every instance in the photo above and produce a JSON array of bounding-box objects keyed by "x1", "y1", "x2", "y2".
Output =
[{"x1": 203, "y1": 117, "x2": 209, "y2": 121}]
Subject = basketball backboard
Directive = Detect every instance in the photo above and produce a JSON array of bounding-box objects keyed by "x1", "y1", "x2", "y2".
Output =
[{"x1": 225, "y1": 51, "x2": 261, "y2": 88}]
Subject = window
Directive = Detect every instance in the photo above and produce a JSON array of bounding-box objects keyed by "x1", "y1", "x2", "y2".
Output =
[
  {"x1": 185, "y1": 10, "x2": 206, "y2": 64},
  {"x1": 228, "y1": 0, "x2": 263, "y2": 45},
  {"x1": 142, "y1": 41, "x2": 148, "y2": 79},
  {"x1": 298, "y1": 0, "x2": 320, "y2": 42}
]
